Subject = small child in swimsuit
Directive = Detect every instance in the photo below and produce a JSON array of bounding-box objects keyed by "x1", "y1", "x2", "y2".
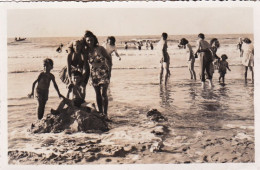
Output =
[
  {"x1": 218, "y1": 54, "x2": 231, "y2": 84},
  {"x1": 51, "y1": 70, "x2": 86, "y2": 115},
  {"x1": 28, "y1": 58, "x2": 64, "y2": 120}
]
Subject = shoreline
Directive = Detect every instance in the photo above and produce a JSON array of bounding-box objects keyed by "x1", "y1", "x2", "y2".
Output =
[{"x1": 8, "y1": 99, "x2": 254, "y2": 164}]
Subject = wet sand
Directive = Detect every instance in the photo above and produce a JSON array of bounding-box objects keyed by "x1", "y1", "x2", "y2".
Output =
[{"x1": 8, "y1": 66, "x2": 254, "y2": 164}]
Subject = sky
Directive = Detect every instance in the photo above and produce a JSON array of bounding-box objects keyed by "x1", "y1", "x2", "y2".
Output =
[{"x1": 7, "y1": 8, "x2": 253, "y2": 37}]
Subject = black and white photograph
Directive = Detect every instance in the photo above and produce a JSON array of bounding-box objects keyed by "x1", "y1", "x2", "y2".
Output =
[{"x1": 0, "y1": 2, "x2": 259, "y2": 170}]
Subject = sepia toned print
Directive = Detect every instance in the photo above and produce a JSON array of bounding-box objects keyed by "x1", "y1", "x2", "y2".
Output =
[{"x1": 6, "y1": 7, "x2": 254, "y2": 165}]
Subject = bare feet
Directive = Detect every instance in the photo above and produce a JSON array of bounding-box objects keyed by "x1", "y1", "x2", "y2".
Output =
[{"x1": 201, "y1": 82, "x2": 205, "y2": 88}]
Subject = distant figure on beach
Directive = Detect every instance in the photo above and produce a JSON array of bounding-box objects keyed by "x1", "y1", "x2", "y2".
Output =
[
  {"x1": 124, "y1": 42, "x2": 128, "y2": 50},
  {"x1": 241, "y1": 38, "x2": 254, "y2": 83},
  {"x1": 103, "y1": 36, "x2": 121, "y2": 78},
  {"x1": 150, "y1": 41, "x2": 154, "y2": 50},
  {"x1": 28, "y1": 58, "x2": 64, "y2": 120},
  {"x1": 59, "y1": 39, "x2": 90, "y2": 87},
  {"x1": 179, "y1": 38, "x2": 196, "y2": 80},
  {"x1": 146, "y1": 41, "x2": 149, "y2": 50},
  {"x1": 195, "y1": 33, "x2": 213, "y2": 88},
  {"x1": 51, "y1": 71, "x2": 86, "y2": 115},
  {"x1": 158, "y1": 32, "x2": 170, "y2": 85},
  {"x1": 218, "y1": 54, "x2": 231, "y2": 84},
  {"x1": 85, "y1": 31, "x2": 112, "y2": 120},
  {"x1": 209, "y1": 38, "x2": 220, "y2": 78},
  {"x1": 137, "y1": 41, "x2": 142, "y2": 50},
  {"x1": 56, "y1": 43, "x2": 63, "y2": 53},
  {"x1": 237, "y1": 37, "x2": 243, "y2": 58}
]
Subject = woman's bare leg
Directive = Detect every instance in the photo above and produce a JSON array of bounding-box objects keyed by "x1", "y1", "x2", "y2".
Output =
[
  {"x1": 159, "y1": 65, "x2": 163, "y2": 84},
  {"x1": 245, "y1": 66, "x2": 248, "y2": 83},
  {"x1": 94, "y1": 86, "x2": 103, "y2": 114},
  {"x1": 250, "y1": 66, "x2": 254, "y2": 83},
  {"x1": 164, "y1": 62, "x2": 169, "y2": 85},
  {"x1": 101, "y1": 84, "x2": 109, "y2": 116}
]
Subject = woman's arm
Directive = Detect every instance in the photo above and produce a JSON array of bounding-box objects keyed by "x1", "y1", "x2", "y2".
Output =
[
  {"x1": 99, "y1": 46, "x2": 112, "y2": 66},
  {"x1": 195, "y1": 40, "x2": 201, "y2": 54},
  {"x1": 114, "y1": 47, "x2": 121, "y2": 60},
  {"x1": 82, "y1": 48, "x2": 90, "y2": 86},
  {"x1": 67, "y1": 52, "x2": 73, "y2": 84}
]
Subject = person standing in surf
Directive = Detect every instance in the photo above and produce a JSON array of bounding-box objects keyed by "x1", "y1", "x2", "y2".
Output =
[
  {"x1": 195, "y1": 33, "x2": 213, "y2": 88},
  {"x1": 241, "y1": 38, "x2": 254, "y2": 83},
  {"x1": 158, "y1": 32, "x2": 171, "y2": 85},
  {"x1": 178, "y1": 38, "x2": 196, "y2": 80}
]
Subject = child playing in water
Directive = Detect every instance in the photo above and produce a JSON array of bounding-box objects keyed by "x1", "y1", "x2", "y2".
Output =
[
  {"x1": 218, "y1": 54, "x2": 231, "y2": 84},
  {"x1": 28, "y1": 58, "x2": 64, "y2": 120},
  {"x1": 51, "y1": 70, "x2": 86, "y2": 115}
]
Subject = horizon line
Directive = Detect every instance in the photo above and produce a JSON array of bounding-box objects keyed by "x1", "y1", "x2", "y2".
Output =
[{"x1": 7, "y1": 33, "x2": 254, "y2": 39}]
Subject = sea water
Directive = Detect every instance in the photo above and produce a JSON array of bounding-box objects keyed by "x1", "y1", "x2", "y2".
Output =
[{"x1": 7, "y1": 34, "x2": 254, "y2": 151}]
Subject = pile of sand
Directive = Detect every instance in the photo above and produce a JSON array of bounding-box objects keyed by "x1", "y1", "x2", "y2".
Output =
[{"x1": 30, "y1": 104, "x2": 108, "y2": 133}]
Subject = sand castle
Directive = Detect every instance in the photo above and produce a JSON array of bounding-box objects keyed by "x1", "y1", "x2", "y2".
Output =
[{"x1": 30, "y1": 103, "x2": 109, "y2": 134}]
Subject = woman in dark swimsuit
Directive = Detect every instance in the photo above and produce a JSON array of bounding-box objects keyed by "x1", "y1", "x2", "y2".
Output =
[{"x1": 60, "y1": 39, "x2": 90, "y2": 87}]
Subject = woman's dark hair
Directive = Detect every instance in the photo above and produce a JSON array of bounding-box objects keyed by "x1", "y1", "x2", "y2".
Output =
[
  {"x1": 84, "y1": 30, "x2": 99, "y2": 47},
  {"x1": 162, "y1": 32, "x2": 168, "y2": 40},
  {"x1": 180, "y1": 38, "x2": 189, "y2": 45},
  {"x1": 198, "y1": 33, "x2": 205, "y2": 40},
  {"x1": 107, "y1": 36, "x2": 116, "y2": 45},
  {"x1": 243, "y1": 38, "x2": 252, "y2": 44},
  {"x1": 210, "y1": 38, "x2": 220, "y2": 48}
]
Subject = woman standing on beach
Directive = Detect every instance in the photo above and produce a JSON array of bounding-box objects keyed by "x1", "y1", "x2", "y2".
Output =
[
  {"x1": 195, "y1": 33, "x2": 213, "y2": 88},
  {"x1": 241, "y1": 38, "x2": 254, "y2": 83},
  {"x1": 103, "y1": 36, "x2": 121, "y2": 78},
  {"x1": 158, "y1": 32, "x2": 170, "y2": 85},
  {"x1": 59, "y1": 39, "x2": 90, "y2": 87},
  {"x1": 85, "y1": 31, "x2": 112, "y2": 119},
  {"x1": 178, "y1": 38, "x2": 196, "y2": 80}
]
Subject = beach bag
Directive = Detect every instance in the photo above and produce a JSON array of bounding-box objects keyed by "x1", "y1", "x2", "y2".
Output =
[{"x1": 59, "y1": 66, "x2": 70, "y2": 85}]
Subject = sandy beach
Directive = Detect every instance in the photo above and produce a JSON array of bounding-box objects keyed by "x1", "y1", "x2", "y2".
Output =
[{"x1": 1, "y1": 5, "x2": 257, "y2": 170}]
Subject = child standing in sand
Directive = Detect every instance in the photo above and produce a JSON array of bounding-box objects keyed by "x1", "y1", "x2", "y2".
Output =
[
  {"x1": 28, "y1": 58, "x2": 64, "y2": 120},
  {"x1": 218, "y1": 54, "x2": 231, "y2": 84},
  {"x1": 51, "y1": 70, "x2": 86, "y2": 115}
]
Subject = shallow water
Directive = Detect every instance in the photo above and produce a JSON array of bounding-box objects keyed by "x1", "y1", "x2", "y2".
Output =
[
  {"x1": 7, "y1": 35, "x2": 254, "y2": 163},
  {"x1": 8, "y1": 66, "x2": 254, "y2": 150}
]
